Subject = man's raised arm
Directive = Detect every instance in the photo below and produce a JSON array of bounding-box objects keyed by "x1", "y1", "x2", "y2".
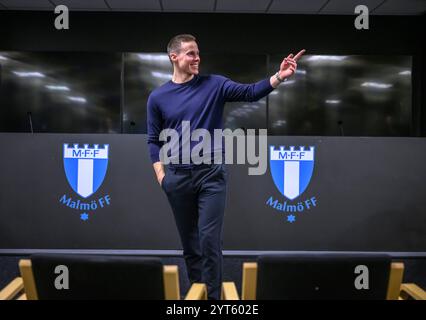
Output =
[{"x1": 222, "y1": 49, "x2": 306, "y2": 102}]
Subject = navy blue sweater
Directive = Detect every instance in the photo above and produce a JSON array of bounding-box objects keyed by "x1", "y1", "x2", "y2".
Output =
[{"x1": 147, "y1": 74, "x2": 274, "y2": 165}]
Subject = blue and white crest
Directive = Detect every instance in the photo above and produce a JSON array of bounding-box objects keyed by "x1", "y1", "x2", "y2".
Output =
[
  {"x1": 269, "y1": 146, "x2": 315, "y2": 200},
  {"x1": 63, "y1": 144, "x2": 109, "y2": 198}
]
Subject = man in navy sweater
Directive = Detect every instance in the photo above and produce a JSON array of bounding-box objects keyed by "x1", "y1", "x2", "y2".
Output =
[{"x1": 147, "y1": 34, "x2": 304, "y2": 299}]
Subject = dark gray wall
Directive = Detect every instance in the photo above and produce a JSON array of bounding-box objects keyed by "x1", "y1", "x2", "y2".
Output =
[
  {"x1": 0, "y1": 11, "x2": 423, "y2": 54},
  {"x1": 0, "y1": 133, "x2": 425, "y2": 253}
]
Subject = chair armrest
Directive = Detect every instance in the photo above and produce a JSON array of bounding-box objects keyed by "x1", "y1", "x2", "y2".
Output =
[
  {"x1": 185, "y1": 283, "x2": 207, "y2": 300},
  {"x1": 242, "y1": 262, "x2": 257, "y2": 300},
  {"x1": 0, "y1": 277, "x2": 24, "y2": 300},
  {"x1": 221, "y1": 282, "x2": 239, "y2": 300},
  {"x1": 163, "y1": 265, "x2": 180, "y2": 300},
  {"x1": 19, "y1": 259, "x2": 38, "y2": 300},
  {"x1": 400, "y1": 283, "x2": 426, "y2": 300}
]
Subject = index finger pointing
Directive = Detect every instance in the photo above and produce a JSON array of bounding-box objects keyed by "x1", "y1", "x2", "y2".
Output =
[{"x1": 294, "y1": 49, "x2": 306, "y2": 61}]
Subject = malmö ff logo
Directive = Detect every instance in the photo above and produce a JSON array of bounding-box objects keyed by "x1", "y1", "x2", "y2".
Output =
[
  {"x1": 60, "y1": 144, "x2": 112, "y2": 221},
  {"x1": 63, "y1": 144, "x2": 108, "y2": 198},
  {"x1": 267, "y1": 146, "x2": 318, "y2": 223}
]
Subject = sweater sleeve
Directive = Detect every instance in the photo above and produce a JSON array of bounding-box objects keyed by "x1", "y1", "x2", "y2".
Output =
[
  {"x1": 221, "y1": 77, "x2": 274, "y2": 102},
  {"x1": 146, "y1": 94, "x2": 163, "y2": 163}
]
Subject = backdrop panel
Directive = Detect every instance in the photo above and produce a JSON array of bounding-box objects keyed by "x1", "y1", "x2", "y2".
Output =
[{"x1": 0, "y1": 133, "x2": 425, "y2": 253}]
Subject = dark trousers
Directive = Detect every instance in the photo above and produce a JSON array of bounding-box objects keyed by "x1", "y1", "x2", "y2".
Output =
[{"x1": 161, "y1": 164, "x2": 227, "y2": 300}]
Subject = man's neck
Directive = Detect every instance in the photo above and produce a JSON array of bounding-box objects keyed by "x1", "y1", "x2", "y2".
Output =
[{"x1": 172, "y1": 71, "x2": 194, "y2": 84}]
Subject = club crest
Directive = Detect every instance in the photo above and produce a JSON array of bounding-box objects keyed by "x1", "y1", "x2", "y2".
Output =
[
  {"x1": 269, "y1": 146, "x2": 315, "y2": 200},
  {"x1": 63, "y1": 144, "x2": 109, "y2": 198}
]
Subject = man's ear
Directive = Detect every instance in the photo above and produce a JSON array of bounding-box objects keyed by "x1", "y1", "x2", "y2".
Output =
[{"x1": 169, "y1": 53, "x2": 177, "y2": 62}]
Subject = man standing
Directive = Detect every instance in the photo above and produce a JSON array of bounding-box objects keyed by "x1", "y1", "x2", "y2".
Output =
[{"x1": 147, "y1": 34, "x2": 304, "y2": 299}]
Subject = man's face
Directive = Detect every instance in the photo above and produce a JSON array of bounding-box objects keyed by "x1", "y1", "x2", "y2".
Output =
[{"x1": 170, "y1": 41, "x2": 200, "y2": 75}]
